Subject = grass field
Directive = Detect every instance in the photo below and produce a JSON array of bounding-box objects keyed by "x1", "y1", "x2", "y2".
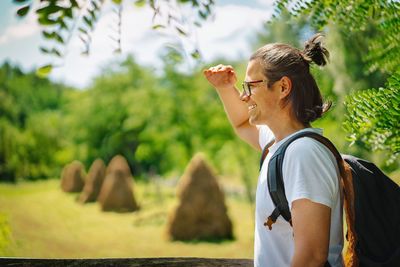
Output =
[
  {"x1": 1, "y1": 170, "x2": 398, "y2": 259},
  {"x1": 0, "y1": 178, "x2": 255, "y2": 259}
]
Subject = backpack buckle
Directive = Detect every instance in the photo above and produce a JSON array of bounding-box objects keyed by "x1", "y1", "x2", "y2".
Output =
[{"x1": 264, "y1": 216, "x2": 276, "y2": 230}]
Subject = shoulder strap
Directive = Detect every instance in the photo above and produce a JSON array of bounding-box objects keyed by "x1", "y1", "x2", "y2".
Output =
[
  {"x1": 259, "y1": 139, "x2": 275, "y2": 171},
  {"x1": 261, "y1": 131, "x2": 344, "y2": 230}
]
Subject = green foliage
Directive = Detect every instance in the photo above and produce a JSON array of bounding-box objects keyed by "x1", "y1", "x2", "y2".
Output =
[
  {"x1": 62, "y1": 55, "x2": 252, "y2": 179},
  {"x1": 344, "y1": 72, "x2": 400, "y2": 162},
  {"x1": 275, "y1": 0, "x2": 399, "y2": 163},
  {"x1": 0, "y1": 63, "x2": 68, "y2": 181}
]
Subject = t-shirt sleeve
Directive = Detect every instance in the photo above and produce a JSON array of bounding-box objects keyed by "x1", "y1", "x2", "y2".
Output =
[
  {"x1": 258, "y1": 125, "x2": 275, "y2": 150},
  {"x1": 282, "y1": 138, "x2": 339, "y2": 209}
]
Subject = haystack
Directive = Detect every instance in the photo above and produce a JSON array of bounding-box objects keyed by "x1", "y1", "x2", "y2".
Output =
[
  {"x1": 78, "y1": 159, "x2": 106, "y2": 204},
  {"x1": 60, "y1": 161, "x2": 85, "y2": 193},
  {"x1": 97, "y1": 155, "x2": 139, "y2": 212},
  {"x1": 167, "y1": 153, "x2": 233, "y2": 241}
]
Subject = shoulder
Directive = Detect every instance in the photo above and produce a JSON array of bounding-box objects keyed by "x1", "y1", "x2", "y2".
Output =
[
  {"x1": 282, "y1": 136, "x2": 340, "y2": 208},
  {"x1": 286, "y1": 136, "x2": 336, "y2": 164}
]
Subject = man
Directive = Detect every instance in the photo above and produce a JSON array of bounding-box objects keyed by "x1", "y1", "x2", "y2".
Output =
[{"x1": 203, "y1": 34, "x2": 343, "y2": 267}]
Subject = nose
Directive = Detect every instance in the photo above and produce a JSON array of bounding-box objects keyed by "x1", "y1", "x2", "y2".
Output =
[{"x1": 240, "y1": 91, "x2": 250, "y2": 102}]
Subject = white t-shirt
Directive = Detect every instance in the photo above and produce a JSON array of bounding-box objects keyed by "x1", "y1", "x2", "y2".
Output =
[{"x1": 254, "y1": 125, "x2": 344, "y2": 267}]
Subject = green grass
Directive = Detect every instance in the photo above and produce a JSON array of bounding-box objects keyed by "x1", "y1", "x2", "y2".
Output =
[
  {"x1": 390, "y1": 169, "x2": 400, "y2": 185},
  {"x1": 0, "y1": 179, "x2": 254, "y2": 258}
]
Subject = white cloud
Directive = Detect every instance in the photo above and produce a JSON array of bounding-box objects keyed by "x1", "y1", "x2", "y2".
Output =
[
  {"x1": 50, "y1": 2, "x2": 167, "y2": 88},
  {"x1": 0, "y1": 12, "x2": 40, "y2": 45},
  {"x1": 256, "y1": 0, "x2": 276, "y2": 8},
  {"x1": 197, "y1": 4, "x2": 272, "y2": 61}
]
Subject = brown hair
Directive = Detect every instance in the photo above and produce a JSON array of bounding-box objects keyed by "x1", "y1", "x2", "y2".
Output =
[{"x1": 250, "y1": 33, "x2": 331, "y2": 125}]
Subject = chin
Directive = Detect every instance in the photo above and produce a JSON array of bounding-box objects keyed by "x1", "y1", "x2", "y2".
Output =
[
  {"x1": 249, "y1": 114, "x2": 268, "y2": 126},
  {"x1": 249, "y1": 116, "x2": 259, "y2": 126}
]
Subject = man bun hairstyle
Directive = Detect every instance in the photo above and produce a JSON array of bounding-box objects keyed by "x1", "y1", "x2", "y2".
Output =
[
  {"x1": 250, "y1": 33, "x2": 331, "y2": 125},
  {"x1": 302, "y1": 33, "x2": 330, "y2": 66}
]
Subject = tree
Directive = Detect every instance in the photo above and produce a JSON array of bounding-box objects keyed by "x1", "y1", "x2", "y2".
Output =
[
  {"x1": 274, "y1": 0, "x2": 400, "y2": 162},
  {"x1": 0, "y1": 63, "x2": 68, "y2": 182}
]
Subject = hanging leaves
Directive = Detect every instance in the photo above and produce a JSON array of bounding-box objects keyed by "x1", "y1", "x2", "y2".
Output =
[
  {"x1": 134, "y1": 0, "x2": 146, "y2": 8},
  {"x1": 36, "y1": 64, "x2": 53, "y2": 78},
  {"x1": 16, "y1": 5, "x2": 30, "y2": 17},
  {"x1": 343, "y1": 71, "x2": 400, "y2": 161},
  {"x1": 13, "y1": 0, "x2": 216, "y2": 75},
  {"x1": 275, "y1": 0, "x2": 400, "y2": 162}
]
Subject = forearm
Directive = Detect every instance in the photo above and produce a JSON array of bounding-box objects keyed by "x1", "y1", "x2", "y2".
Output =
[{"x1": 215, "y1": 85, "x2": 249, "y2": 130}]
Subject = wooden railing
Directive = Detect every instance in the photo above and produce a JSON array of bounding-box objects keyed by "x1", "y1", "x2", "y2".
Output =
[{"x1": 0, "y1": 257, "x2": 253, "y2": 266}]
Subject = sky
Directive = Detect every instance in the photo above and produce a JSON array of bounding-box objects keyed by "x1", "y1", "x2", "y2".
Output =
[{"x1": 0, "y1": 0, "x2": 274, "y2": 89}]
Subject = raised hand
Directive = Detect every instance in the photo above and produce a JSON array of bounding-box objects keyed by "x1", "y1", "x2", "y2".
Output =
[{"x1": 203, "y1": 64, "x2": 237, "y2": 91}]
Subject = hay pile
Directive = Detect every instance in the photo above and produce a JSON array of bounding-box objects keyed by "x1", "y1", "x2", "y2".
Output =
[
  {"x1": 167, "y1": 153, "x2": 233, "y2": 240},
  {"x1": 78, "y1": 159, "x2": 106, "y2": 204},
  {"x1": 60, "y1": 161, "x2": 85, "y2": 193},
  {"x1": 97, "y1": 155, "x2": 139, "y2": 212}
]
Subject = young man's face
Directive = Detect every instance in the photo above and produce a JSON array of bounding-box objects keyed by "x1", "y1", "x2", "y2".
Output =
[{"x1": 242, "y1": 60, "x2": 282, "y2": 126}]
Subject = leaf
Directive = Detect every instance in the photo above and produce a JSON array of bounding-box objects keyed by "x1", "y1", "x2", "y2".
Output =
[
  {"x1": 38, "y1": 17, "x2": 58, "y2": 25},
  {"x1": 134, "y1": 0, "x2": 146, "y2": 7},
  {"x1": 50, "y1": 48, "x2": 62, "y2": 57},
  {"x1": 64, "y1": 7, "x2": 73, "y2": 19},
  {"x1": 92, "y1": 1, "x2": 99, "y2": 10},
  {"x1": 36, "y1": 64, "x2": 53, "y2": 77},
  {"x1": 175, "y1": 26, "x2": 187, "y2": 36},
  {"x1": 42, "y1": 31, "x2": 63, "y2": 43},
  {"x1": 152, "y1": 24, "x2": 165, "y2": 30},
  {"x1": 16, "y1": 5, "x2": 30, "y2": 17},
  {"x1": 79, "y1": 34, "x2": 89, "y2": 43},
  {"x1": 198, "y1": 10, "x2": 207, "y2": 19},
  {"x1": 83, "y1": 16, "x2": 93, "y2": 28},
  {"x1": 42, "y1": 31, "x2": 54, "y2": 39},
  {"x1": 70, "y1": 0, "x2": 79, "y2": 8},
  {"x1": 88, "y1": 9, "x2": 96, "y2": 20},
  {"x1": 39, "y1": 46, "x2": 50, "y2": 53},
  {"x1": 78, "y1": 27, "x2": 88, "y2": 35},
  {"x1": 57, "y1": 18, "x2": 68, "y2": 30},
  {"x1": 112, "y1": 0, "x2": 123, "y2": 4},
  {"x1": 13, "y1": 0, "x2": 30, "y2": 3},
  {"x1": 36, "y1": 5, "x2": 63, "y2": 15},
  {"x1": 191, "y1": 50, "x2": 201, "y2": 59}
]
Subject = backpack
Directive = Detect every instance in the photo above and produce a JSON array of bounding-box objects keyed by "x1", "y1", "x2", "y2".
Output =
[{"x1": 260, "y1": 131, "x2": 400, "y2": 267}]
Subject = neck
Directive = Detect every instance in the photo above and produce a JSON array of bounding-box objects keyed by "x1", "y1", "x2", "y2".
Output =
[{"x1": 267, "y1": 110, "x2": 307, "y2": 142}]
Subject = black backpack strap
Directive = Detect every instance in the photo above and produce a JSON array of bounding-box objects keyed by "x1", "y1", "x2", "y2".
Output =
[
  {"x1": 261, "y1": 131, "x2": 343, "y2": 231},
  {"x1": 259, "y1": 139, "x2": 275, "y2": 171}
]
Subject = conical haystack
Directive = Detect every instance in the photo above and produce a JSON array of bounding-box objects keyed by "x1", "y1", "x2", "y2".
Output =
[
  {"x1": 61, "y1": 161, "x2": 85, "y2": 193},
  {"x1": 78, "y1": 159, "x2": 106, "y2": 204},
  {"x1": 106, "y1": 154, "x2": 132, "y2": 178},
  {"x1": 97, "y1": 155, "x2": 139, "y2": 212},
  {"x1": 167, "y1": 153, "x2": 233, "y2": 241}
]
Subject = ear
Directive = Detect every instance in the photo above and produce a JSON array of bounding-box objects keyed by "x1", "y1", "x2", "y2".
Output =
[{"x1": 279, "y1": 76, "x2": 292, "y2": 99}]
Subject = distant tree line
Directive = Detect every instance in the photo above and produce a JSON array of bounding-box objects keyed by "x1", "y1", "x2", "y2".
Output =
[{"x1": 1, "y1": 1, "x2": 399, "y2": 184}]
